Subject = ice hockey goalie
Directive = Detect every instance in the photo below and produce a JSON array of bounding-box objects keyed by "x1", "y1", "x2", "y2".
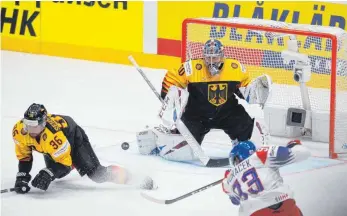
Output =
[{"x1": 136, "y1": 39, "x2": 272, "y2": 164}]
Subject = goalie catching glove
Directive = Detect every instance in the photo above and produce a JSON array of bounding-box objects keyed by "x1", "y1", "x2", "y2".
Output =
[{"x1": 240, "y1": 74, "x2": 272, "y2": 107}]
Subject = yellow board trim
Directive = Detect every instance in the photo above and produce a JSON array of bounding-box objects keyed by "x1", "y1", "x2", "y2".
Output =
[{"x1": 1, "y1": 37, "x2": 181, "y2": 70}]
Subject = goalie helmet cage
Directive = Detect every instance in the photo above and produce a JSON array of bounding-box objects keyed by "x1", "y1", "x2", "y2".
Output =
[{"x1": 181, "y1": 17, "x2": 347, "y2": 159}]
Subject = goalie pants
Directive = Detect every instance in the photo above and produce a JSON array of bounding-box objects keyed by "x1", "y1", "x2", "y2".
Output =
[
  {"x1": 181, "y1": 103, "x2": 254, "y2": 145},
  {"x1": 43, "y1": 125, "x2": 109, "y2": 183},
  {"x1": 251, "y1": 199, "x2": 303, "y2": 216}
]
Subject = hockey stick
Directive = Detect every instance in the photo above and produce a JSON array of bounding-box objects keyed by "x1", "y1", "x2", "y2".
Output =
[
  {"x1": 141, "y1": 178, "x2": 223, "y2": 204},
  {"x1": 128, "y1": 56, "x2": 229, "y2": 167},
  {"x1": 1, "y1": 187, "x2": 17, "y2": 193}
]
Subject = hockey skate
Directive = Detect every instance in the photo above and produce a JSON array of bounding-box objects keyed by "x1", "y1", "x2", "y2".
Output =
[{"x1": 107, "y1": 165, "x2": 157, "y2": 190}]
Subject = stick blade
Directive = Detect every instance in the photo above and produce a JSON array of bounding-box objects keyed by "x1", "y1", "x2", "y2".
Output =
[
  {"x1": 205, "y1": 158, "x2": 230, "y2": 167},
  {"x1": 140, "y1": 192, "x2": 168, "y2": 204}
]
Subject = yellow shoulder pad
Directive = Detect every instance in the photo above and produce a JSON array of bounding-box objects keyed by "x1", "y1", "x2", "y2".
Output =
[
  {"x1": 224, "y1": 58, "x2": 245, "y2": 72},
  {"x1": 13, "y1": 121, "x2": 32, "y2": 161},
  {"x1": 12, "y1": 121, "x2": 27, "y2": 144}
]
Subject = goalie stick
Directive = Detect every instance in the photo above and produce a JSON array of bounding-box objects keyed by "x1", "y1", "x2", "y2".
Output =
[
  {"x1": 128, "y1": 56, "x2": 229, "y2": 167},
  {"x1": 141, "y1": 178, "x2": 223, "y2": 204}
]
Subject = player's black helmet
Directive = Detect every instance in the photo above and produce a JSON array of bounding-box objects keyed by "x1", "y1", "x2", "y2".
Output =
[
  {"x1": 23, "y1": 103, "x2": 48, "y2": 137},
  {"x1": 24, "y1": 103, "x2": 47, "y2": 125}
]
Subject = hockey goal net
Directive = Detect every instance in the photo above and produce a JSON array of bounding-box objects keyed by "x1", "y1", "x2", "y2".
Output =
[{"x1": 182, "y1": 17, "x2": 347, "y2": 159}]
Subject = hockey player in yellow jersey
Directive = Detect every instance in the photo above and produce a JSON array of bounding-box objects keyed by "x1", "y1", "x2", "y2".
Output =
[
  {"x1": 136, "y1": 39, "x2": 272, "y2": 165},
  {"x1": 13, "y1": 103, "x2": 155, "y2": 194}
]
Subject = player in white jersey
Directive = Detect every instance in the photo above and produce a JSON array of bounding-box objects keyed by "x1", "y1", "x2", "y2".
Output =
[{"x1": 222, "y1": 140, "x2": 310, "y2": 216}]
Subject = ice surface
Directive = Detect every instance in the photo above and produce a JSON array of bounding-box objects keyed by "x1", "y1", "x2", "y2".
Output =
[{"x1": 1, "y1": 51, "x2": 346, "y2": 216}]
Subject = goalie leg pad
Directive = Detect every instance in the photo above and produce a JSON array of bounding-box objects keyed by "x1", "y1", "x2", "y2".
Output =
[
  {"x1": 224, "y1": 114, "x2": 269, "y2": 149},
  {"x1": 250, "y1": 118, "x2": 270, "y2": 148},
  {"x1": 136, "y1": 129, "x2": 158, "y2": 155},
  {"x1": 136, "y1": 126, "x2": 198, "y2": 162},
  {"x1": 153, "y1": 128, "x2": 198, "y2": 162}
]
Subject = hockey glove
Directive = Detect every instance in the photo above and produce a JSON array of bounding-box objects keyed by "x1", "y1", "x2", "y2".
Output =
[
  {"x1": 222, "y1": 170, "x2": 241, "y2": 206},
  {"x1": 15, "y1": 172, "x2": 31, "y2": 194},
  {"x1": 31, "y1": 168, "x2": 55, "y2": 191},
  {"x1": 240, "y1": 74, "x2": 272, "y2": 107}
]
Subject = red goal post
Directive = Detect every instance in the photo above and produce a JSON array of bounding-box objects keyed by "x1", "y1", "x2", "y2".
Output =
[{"x1": 181, "y1": 17, "x2": 347, "y2": 159}]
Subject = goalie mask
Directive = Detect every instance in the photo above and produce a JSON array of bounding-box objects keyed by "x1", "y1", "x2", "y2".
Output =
[
  {"x1": 23, "y1": 103, "x2": 47, "y2": 137},
  {"x1": 203, "y1": 39, "x2": 224, "y2": 76}
]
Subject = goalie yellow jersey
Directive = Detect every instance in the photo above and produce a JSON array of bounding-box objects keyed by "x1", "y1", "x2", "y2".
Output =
[
  {"x1": 161, "y1": 58, "x2": 251, "y2": 119},
  {"x1": 12, "y1": 114, "x2": 75, "y2": 167}
]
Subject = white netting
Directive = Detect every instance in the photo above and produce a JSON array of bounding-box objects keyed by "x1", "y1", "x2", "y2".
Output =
[{"x1": 183, "y1": 17, "x2": 347, "y2": 156}]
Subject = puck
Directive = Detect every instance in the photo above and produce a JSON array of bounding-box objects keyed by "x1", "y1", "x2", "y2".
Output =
[{"x1": 121, "y1": 142, "x2": 130, "y2": 150}]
